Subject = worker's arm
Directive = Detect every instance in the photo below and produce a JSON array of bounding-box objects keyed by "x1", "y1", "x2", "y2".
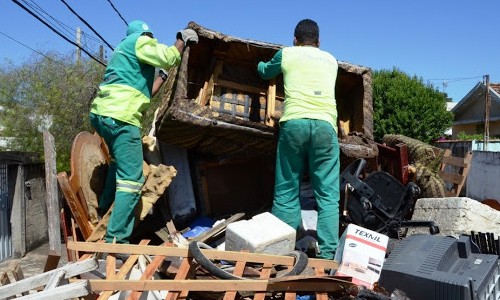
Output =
[
  {"x1": 151, "y1": 69, "x2": 168, "y2": 97},
  {"x1": 135, "y1": 36, "x2": 182, "y2": 70},
  {"x1": 135, "y1": 29, "x2": 198, "y2": 71},
  {"x1": 151, "y1": 69, "x2": 167, "y2": 97},
  {"x1": 257, "y1": 49, "x2": 283, "y2": 80}
]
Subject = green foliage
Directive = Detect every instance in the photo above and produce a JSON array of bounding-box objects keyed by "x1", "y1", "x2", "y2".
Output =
[
  {"x1": 456, "y1": 131, "x2": 484, "y2": 141},
  {"x1": 372, "y1": 68, "x2": 453, "y2": 143},
  {"x1": 0, "y1": 53, "x2": 104, "y2": 171}
]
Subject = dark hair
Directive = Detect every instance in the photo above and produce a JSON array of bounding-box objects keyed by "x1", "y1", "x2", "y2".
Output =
[
  {"x1": 141, "y1": 32, "x2": 154, "y2": 38},
  {"x1": 294, "y1": 19, "x2": 319, "y2": 45}
]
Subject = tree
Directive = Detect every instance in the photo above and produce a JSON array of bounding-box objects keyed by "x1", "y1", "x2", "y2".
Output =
[
  {"x1": 0, "y1": 52, "x2": 104, "y2": 171},
  {"x1": 372, "y1": 68, "x2": 453, "y2": 143}
]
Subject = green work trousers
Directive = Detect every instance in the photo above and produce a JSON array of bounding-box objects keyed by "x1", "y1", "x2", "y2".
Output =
[
  {"x1": 89, "y1": 113, "x2": 144, "y2": 244},
  {"x1": 272, "y1": 119, "x2": 340, "y2": 259}
]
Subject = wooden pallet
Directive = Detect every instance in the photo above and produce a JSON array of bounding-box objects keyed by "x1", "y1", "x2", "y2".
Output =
[
  {"x1": 68, "y1": 241, "x2": 355, "y2": 300},
  {"x1": 439, "y1": 149, "x2": 473, "y2": 197}
]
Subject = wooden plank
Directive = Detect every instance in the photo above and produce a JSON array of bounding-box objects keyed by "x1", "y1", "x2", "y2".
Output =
[
  {"x1": 11, "y1": 263, "x2": 28, "y2": 296},
  {"x1": 165, "y1": 257, "x2": 196, "y2": 300},
  {"x1": 43, "y1": 251, "x2": 61, "y2": 274},
  {"x1": 223, "y1": 260, "x2": 246, "y2": 300},
  {"x1": 97, "y1": 240, "x2": 150, "y2": 300},
  {"x1": 455, "y1": 151, "x2": 473, "y2": 197},
  {"x1": 57, "y1": 172, "x2": 93, "y2": 239},
  {"x1": 0, "y1": 271, "x2": 10, "y2": 286},
  {"x1": 253, "y1": 263, "x2": 273, "y2": 300},
  {"x1": 17, "y1": 280, "x2": 90, "y2": 300},
  {"x1": 217, "y1": 79, "x2": 265, "y2": 95},
  {"x1": 60, "y1": 208, "x2": 75, "y2": 262},
  {"x1": 43, "y1": 270, "x2": 65, "y2": 291},
  {"x1": 68, "y1": 241, "x2": 338, "y2": 270},
  {"x1": 71, "y1": 218, "x2": 80, "y2": 259},
  {"x1": 266, "y1": 79, "x2": 276, "y2": 127},
  {"x1": 202, "y1": 60, "x2": 224, "y2": 106},
  {"x1": 0, "y1": 258, "x2": 98, "y2": 299},
  {"x1": 438, "y1": 171, "x2": 464, "y2": 185},
  {"x1": 89, "y1": 277, "x2": 353, "y2": 292},
  {"x1": 127, "y1": 245, "x2": 168, "y2": 300},
  {"x1": 192, "y1": 212, "x2": 245, "y2": 243},
  {"x1": 43, "y1": 131, "x2": 62, "y2": 267},
  {"x1": 441, "y1": 155, "x2": 469, "y2": 168},
  {"x1": 314, "y1": 268, "x2": 328, "y2": 300},
  {"x1": 105, "y1": 254, "x2": 116, "y2": 280}
]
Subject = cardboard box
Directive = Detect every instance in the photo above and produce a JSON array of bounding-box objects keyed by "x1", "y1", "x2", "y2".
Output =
[{"x1": 334, "y1": 224, "x2": 389, "y2": 289}]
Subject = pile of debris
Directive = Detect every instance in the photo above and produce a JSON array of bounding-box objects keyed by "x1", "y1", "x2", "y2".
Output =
[{"x1": 1, "y1": 21, "x2": 500, "y2": 300}]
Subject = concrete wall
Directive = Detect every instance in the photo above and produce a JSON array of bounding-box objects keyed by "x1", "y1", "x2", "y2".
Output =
[
  {"x1": 3, "y1": 154, "x2": 48, "y2": 259},
  {"x1": 24, "y1": 177, "x2": 48, "y2": 251},
  {"x1": 467, "y1": 151, "x2": 500, "y2": 201}
]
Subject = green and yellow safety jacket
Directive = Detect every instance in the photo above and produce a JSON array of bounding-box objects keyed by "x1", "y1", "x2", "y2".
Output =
[
  {"x1": 90, "y1": 32, "x2": 181, "y2": 127},
  {"x1": 257, "y1": 46, "x2": 338, "y2": 132}
]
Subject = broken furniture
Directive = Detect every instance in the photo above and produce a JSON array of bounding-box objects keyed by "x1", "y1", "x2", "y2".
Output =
[
  {"x1": 153, "y1": 21, "x2": 376, "y2": 221},
  {"x1": 376, "y1": 142, "x2": 410, "y2": 185},
  {"x1": 340, "y1": 158, "x2": 439, "y2": 238},
  {"x1": 0, "y1": 257, "x2": 98, "y2": 299},
  {"x1": 382, "y1": 134, "x2": 448, "y2": 198},
  {"x1": 438, "y1": 149, "x2": 473, "y2": 197},
  {"x1": 67, "y1": 240, "x2": 355, "y2": 299}
]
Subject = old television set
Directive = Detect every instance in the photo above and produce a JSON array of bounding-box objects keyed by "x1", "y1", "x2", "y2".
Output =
[{"x1": 379, "y1": 235, "x2": 499, "y2": 300}]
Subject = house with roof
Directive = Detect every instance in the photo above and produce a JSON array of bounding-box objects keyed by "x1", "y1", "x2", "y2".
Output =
[{"x1": 451, "y1": 82, "x2": 500, "y2": 138}]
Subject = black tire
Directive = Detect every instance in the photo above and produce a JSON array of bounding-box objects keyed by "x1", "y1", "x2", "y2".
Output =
[{"x1": 188, "y1": 241, "x2": 308, "y2": 280}]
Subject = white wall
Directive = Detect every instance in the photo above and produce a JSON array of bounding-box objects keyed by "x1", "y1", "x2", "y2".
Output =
[{"x1": 466, "y1": 151, "x2": 500, "y2": 201}]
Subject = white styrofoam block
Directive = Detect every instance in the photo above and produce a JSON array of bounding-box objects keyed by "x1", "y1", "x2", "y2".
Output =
[{"x1": 225, "y1": 212, "x2": 296, "y2": 255}]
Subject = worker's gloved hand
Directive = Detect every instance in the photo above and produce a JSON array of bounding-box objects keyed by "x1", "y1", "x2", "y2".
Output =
[{"x1": 176, "y1": 29, "x2": 198, "y2": 45}]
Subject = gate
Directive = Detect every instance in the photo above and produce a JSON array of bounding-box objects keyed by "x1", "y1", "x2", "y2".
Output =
[{"x1": 0, "y1": 164, "x2": 11, "y2": 262}]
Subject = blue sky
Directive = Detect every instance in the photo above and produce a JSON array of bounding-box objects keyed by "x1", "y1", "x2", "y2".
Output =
[{"x1": 1, "y1": 0, "x2": 499, "y2": 103}]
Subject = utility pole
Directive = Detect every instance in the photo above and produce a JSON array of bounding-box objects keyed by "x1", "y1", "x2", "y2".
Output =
[
  {"x1": 99, "y1": 45, "x2": 104, "y2": 63},
  {"x1": 76, "y1": 27, "x2": 81, "y2": 65},
  {"x1": 484, "y1": 74, "x2": 490, "y2": 151}
]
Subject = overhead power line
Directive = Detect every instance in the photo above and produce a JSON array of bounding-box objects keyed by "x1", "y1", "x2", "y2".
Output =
[
  {"x1": 23, "y1": 0, "x2": 105, "y2": 46},
  {"x1": 11, "y1": 0, "x2": 106, "y2": 67},
  {"x1": 59, "y1": 0, "x2": 114, "y2": 51},
  {"x1": 105, "y1": 0, "x2": 128, "y2": 26},
  {"x1": 0, "y1": 30, "x2": 57, "y2": 62},
  {"x1": 427, "y1": 76, "x2": 483, "y2": 83}
]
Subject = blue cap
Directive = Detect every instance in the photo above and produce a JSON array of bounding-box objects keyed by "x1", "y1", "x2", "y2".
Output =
[{"x1": 126, "y1": 20, "x2": 153, "y2": 36}]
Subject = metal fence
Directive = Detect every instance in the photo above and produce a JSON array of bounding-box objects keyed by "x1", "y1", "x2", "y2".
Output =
[{"x1": 0, "y1": 164, "x2": 11, "y2": 261}]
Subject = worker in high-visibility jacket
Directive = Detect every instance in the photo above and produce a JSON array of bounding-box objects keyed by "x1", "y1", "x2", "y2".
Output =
[
  {"x1": 89, "y1": 20, "x2": 198, "y2": 244},
  {"x1": 257, "y1": 19, "x2": 340, "y2": 259}
]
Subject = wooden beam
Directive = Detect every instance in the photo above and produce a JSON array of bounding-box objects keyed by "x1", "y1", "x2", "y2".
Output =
[
  {"x1": 88, "y1": 277, "x2": 353, "y2": 292},
  {"x1": 253, "y1": 263, "x2": 273, "y2": 300},
  {"x1": 26, "y1": 280, "x2": 90, "y2": 300},
  {"x1": 192, "y1": 212, "x2": 245, "y2": 243},
  {"x1": 67, "y1": 241, "x2": 338, "y2": 270},
  {"x1": 165, "y1": 257, "x2": 196, "y2": 300},
  {"x1": 43, "y1": 131, "x2": 62, "y2": 272},
  {"x1": 0, "y1": 258, "x2": 98, "y2": 299},
  {"x1": 57, "y1": 172, "x2": 93, "y2": 239},
  {"x1": 97, "y1": 240, "x2": 150, "y2": 300},
  {"x1": 217, "y1": 79, "x2": 264, "y2": 95},
  {"x1": 201, "y1": 60, "x2": 224, "y2": 106},
  {"x1": 128, "y1": 244, "x2": 169, "y2": 300},
  {"x1": 265, "y1": 79, "x2": 276, "y2": 127}
]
